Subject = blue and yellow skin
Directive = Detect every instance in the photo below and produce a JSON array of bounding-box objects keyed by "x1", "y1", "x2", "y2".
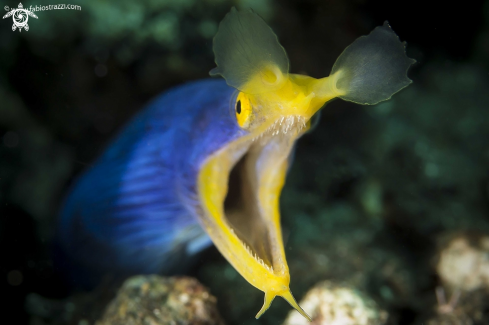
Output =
[{"x1": 56, "y1": 8, "x2": 414, "y2": 321}]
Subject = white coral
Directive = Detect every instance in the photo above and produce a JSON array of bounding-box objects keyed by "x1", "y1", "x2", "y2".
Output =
[
  {"x1": 437, "y1": 235, "x2": 489, "y2": 291},
  {"x1": 283, "y1": 281, "x2": 386, "y2": 325}
]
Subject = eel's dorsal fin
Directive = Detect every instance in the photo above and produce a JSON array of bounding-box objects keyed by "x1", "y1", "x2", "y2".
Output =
[{"x1": 210, "y1": 7, "x2": 289, "y2": 94}]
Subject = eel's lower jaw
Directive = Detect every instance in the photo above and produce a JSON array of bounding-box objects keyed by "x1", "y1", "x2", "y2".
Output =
[
  {"x1": 223, "y1": 119, "x2": 307, "y2": 273},
  {"x1": 197, "y1": 114, "x2": 311, "y2": 320}
]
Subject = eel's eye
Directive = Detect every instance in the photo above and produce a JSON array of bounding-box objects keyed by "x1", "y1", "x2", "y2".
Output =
[{"x1": 235, "y1": 92, "x2": 252, "y2": 128}]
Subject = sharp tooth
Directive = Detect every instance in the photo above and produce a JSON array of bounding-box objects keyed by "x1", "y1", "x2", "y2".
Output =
[{"x1": 236, "y1": 232, "x2": 273, "y2": 272}]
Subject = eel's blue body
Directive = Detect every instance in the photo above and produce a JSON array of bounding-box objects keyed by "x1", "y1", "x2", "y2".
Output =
[{"x1": 56, "y1": 79, "x2": 243, "y2": 287}]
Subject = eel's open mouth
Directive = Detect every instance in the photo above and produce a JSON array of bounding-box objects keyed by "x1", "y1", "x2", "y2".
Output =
[
  {"x1": 198, "y1": 116, "x2": 307, "y2": 275},
  {"x1": 226, "y1": 122, "x2": 304, "y2": 270},
  {"x1": 197, "y1": 115, "x2": 311, "y2": 320},
  {"x1": 224, "y1": 147, "x2": 275, "y2": 269}
]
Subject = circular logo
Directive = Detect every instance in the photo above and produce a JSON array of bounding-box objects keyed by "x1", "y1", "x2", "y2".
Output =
[{"x1": 13, "y1": 10, "x2": 28, "y2": 27}]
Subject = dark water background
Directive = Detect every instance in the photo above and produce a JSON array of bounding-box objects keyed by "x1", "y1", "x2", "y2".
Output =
[{"x1": 1, "y1": 0, "x2": 489, "y2": 324}]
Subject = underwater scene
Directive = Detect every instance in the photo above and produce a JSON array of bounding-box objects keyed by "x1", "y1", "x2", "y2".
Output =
[{"x1": 2, "y1": 0, "x2": 489, "y2": 324}]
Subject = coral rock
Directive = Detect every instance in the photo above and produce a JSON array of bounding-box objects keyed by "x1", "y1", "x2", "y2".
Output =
[
  {"x1": 437, "y1": 234, "x2": 489, "y2": 291},
  {"x1": 283, "y1": 281, "x2": 387, "y2": 325},
  {"x1": 96, "y1": 275, "x2": 225, "y2": 325}
]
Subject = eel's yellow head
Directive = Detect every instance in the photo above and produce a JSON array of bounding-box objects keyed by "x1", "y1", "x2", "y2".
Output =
[
  {"x1": 231, "y1": 68, "x2": 343, "y2": 134},
  {"x1": 204, "y1": 6, "x2": 414, "y2": 322}
]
